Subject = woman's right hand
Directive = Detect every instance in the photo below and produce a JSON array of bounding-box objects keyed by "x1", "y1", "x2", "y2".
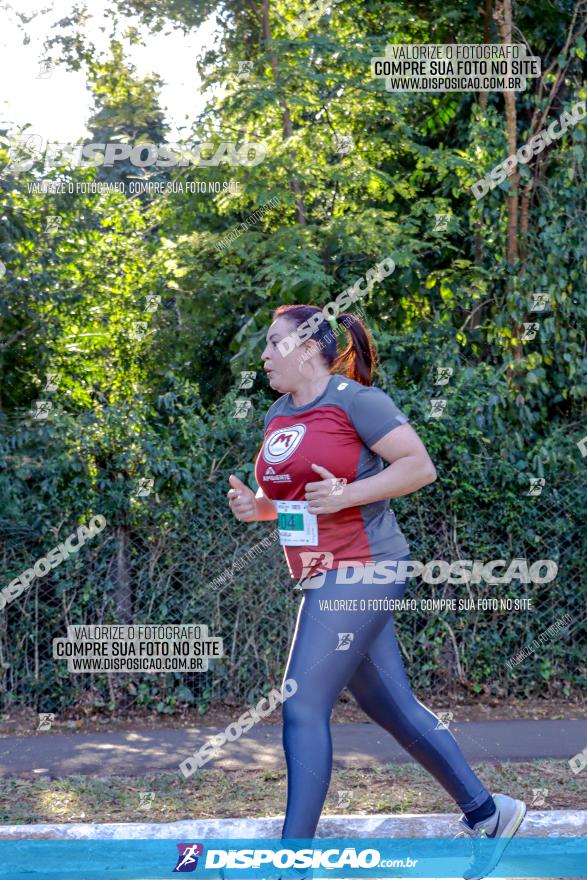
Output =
[{"x1": 227, "y1": 474, "x2": 258, "y2": 522}]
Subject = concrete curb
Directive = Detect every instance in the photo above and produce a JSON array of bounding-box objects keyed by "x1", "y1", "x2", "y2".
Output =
[{"x1": 0, "y1": 809, "x2": 585, "y2": 839}]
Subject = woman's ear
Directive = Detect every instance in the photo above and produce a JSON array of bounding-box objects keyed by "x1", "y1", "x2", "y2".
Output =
[{"x1": 302, "y1": 339, "x2": 323, "y2": 359}]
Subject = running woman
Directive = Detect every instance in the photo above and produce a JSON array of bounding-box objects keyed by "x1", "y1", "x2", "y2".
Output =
[{"x1": 227, "y1": 305, "x2": 526, "y2": 880}]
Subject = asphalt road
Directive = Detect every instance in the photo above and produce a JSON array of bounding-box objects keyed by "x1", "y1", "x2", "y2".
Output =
[{"x1": 1, "y1": 719, "x2": 586, "y2": 778}]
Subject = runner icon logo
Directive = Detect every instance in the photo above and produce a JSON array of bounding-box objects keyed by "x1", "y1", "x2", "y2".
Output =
[
  {"x1": 296, "y1": 551, "x2": 334, "y2": 588},
  {"x1": 173, "y1": 843, "x2": 204, "y2": 873},
  {"x1": 336, "y1": 632, "x2": 354, "y2": 651}
]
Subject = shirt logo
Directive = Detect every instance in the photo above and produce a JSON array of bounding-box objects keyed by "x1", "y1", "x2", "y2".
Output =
[
  {"x1": 263, "y1": 424, "x2": 306, "y2": 464},
  {"x1": 337, "y1": 382, "x2": 348, "y2": 390},
  {"x1": 263, "y1": 465, "x2": 292, "y2": 482}
]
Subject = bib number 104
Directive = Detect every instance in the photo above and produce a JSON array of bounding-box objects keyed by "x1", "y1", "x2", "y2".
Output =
[{"x1": 275, "y1": 501, "x2": 318, "y2": 546}]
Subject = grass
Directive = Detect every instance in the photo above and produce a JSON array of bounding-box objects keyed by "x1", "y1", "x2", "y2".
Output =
[{"x1": 1, "y1": 760, "x2": 584, "y2": 825}]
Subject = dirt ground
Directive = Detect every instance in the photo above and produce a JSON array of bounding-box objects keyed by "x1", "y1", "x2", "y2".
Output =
[{"x1": 1, "y1": 693, "x2": 584, "y2": 736}]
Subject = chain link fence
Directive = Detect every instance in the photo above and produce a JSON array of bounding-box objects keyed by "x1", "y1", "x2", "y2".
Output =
[{"x1": 1, "y1": 469, "x2": 584, "y2": 717}]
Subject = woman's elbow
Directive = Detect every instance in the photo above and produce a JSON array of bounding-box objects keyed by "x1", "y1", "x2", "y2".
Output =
[{"x1": 422, "y1": 459, "x2": 437, "y2": 486}]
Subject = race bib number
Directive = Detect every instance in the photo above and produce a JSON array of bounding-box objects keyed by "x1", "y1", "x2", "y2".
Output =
[{"x1": 276, "y1": 500, "x2": 319, "y2": 546}]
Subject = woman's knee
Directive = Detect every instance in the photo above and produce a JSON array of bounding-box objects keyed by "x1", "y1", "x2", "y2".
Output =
[{"x1": 282, "y1": 691, "x2": 328, "y2": 728}]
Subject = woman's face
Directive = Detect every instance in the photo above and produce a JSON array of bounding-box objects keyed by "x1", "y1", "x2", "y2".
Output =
[{"x1": 261, "y1": 316, "x2": 322, "y2": 393}]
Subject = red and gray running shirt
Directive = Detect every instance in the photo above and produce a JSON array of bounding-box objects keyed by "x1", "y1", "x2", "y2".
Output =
[{"x1": 254, "y1": 375, "x2": 411, "y2": 579}]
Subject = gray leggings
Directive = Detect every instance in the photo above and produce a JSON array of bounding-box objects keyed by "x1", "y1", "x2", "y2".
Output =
[{"x1": 281, "y1": 556, "x2": 490, "y2": 839}]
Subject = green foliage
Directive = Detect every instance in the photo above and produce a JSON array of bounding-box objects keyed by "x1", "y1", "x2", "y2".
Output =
[{"x1": 0, "y1": 0, "x2": 585, "y2": 712}]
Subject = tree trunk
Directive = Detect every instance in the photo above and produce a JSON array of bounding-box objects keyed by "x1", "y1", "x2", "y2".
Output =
[
  {"x1": 519, "y1": 180, "x2": 533, "y2": 260},
  {"x1": 261, "y1": 0, "x2": 307, "y2": 224},
  {"x1": 494, "y1": 0, "x2": 519, "y2": 265},
  {"x1": 478, "y1": 0, "x2": 493, "y2": 111},
  {"x1": 473, "y1": 0, "x2": 494, "y2": 266},
  {"x1": 114, "y1": 525, "x2": 132, "y2": 623}
]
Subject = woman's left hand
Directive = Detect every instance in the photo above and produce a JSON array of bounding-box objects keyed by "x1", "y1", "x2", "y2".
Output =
[{"x1": 304, "y1": 464, "x2": 349, "y2": 514}]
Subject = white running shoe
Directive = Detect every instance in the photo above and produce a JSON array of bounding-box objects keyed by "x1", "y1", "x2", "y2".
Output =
[{"x1": 456, "y1": 793, "x2": 527, "y2": 880}]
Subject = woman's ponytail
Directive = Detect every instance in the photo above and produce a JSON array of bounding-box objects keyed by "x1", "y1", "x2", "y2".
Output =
[{"x1": 332, "y1": 313, "x2": 378, "y2": 386}]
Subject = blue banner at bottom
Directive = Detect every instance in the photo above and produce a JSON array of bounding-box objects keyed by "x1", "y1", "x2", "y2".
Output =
[{"x1": 0, "y1": 837, "x2": 586, "y2": 879}]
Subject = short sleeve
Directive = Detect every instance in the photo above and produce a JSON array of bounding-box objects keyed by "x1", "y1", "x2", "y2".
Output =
[
  {"x1": 263, "y1": 396, "x2": 286, "y2": 431},
  {"x1": 348, "y1": 386, "x2": 409, "y2": 447}
]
